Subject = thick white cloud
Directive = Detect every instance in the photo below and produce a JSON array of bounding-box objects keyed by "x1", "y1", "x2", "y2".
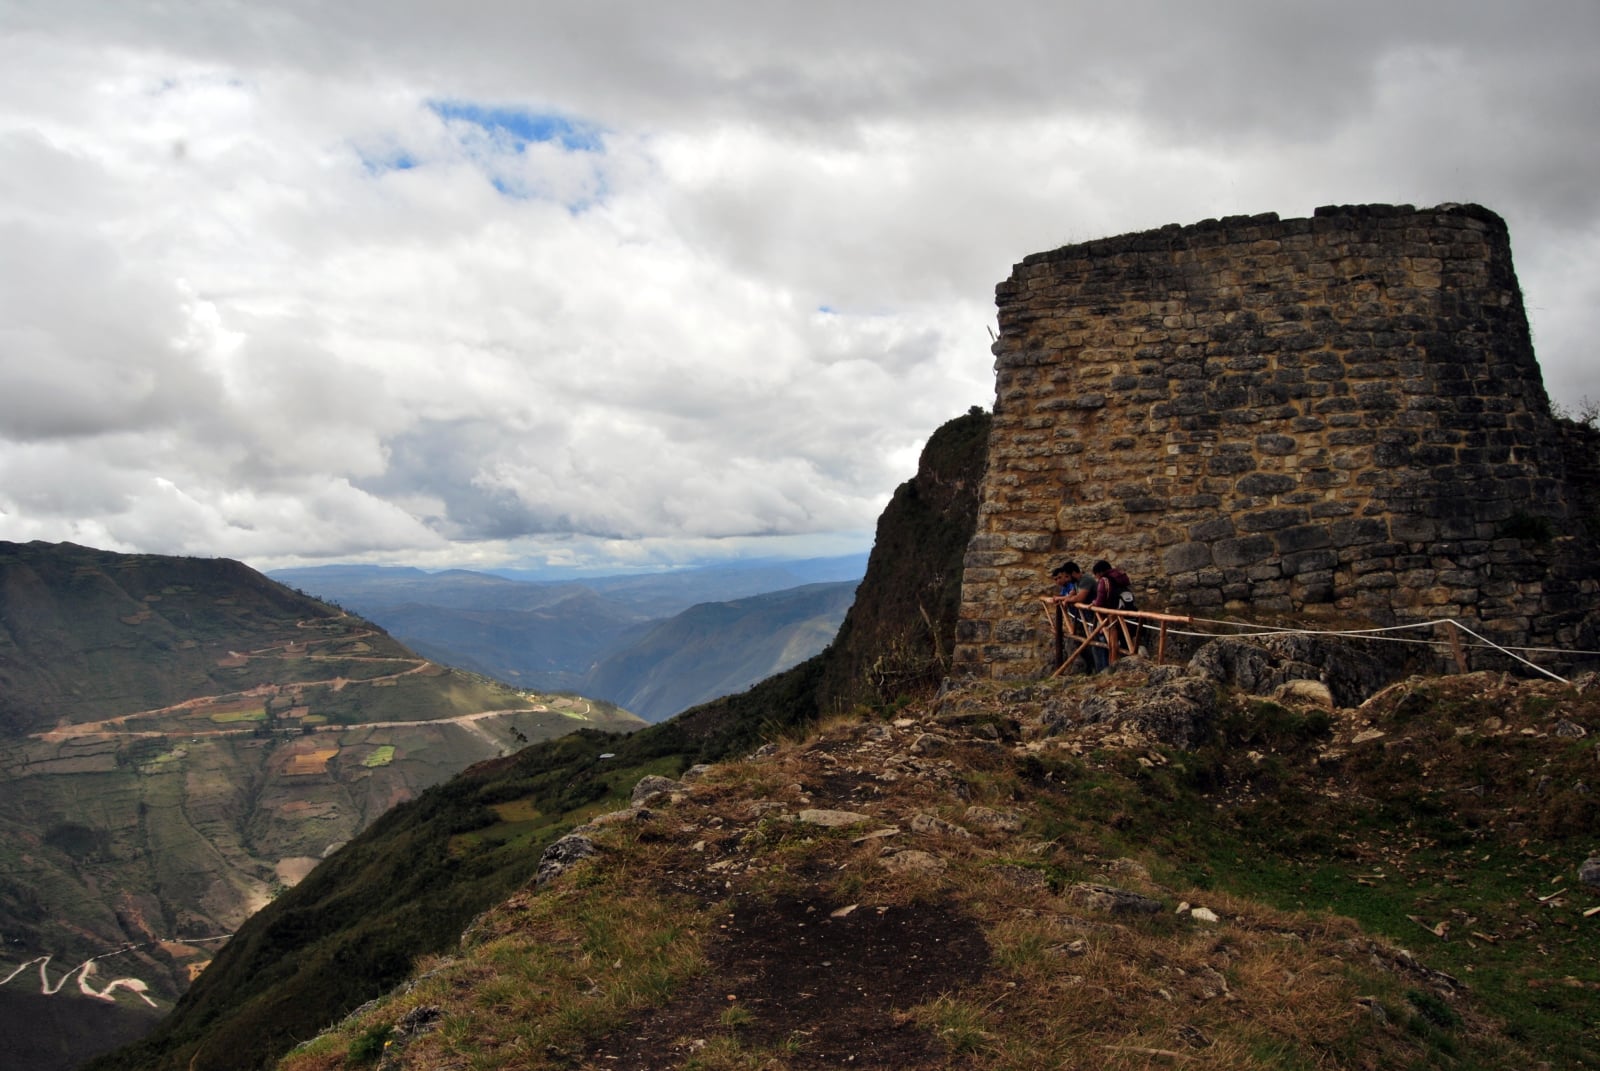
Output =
[{"x1": 1, "y1": 2, "x2": 1597, "y2": 572}]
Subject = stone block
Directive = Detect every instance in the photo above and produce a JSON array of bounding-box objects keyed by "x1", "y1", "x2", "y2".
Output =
[
  {"x1": 1238, "y1": 507, "x2": 1309, "y2": 532},
  {"x1": 1163, "y1": 542, "x2": 1214, "y2": 572},
  {"x1": 1206, "y1": 454, "x2": 1257, "y2": 476},
  {"x1": 1389, "y1": 515, "x2": 1438, "y2": 542},
  {"x1": 1237, "y1": 472, "x2": 1297, "y2": 496},
  {"x1": 995, "y1": 619, "x2": 1036, "y2": 643},
  {"x1": 1188, "y1": 517, "x2": 1236, "y2": 541},
  {"x1": 1330, "y1": 518, "x2": 1390, "y2": 545},
  {"x1": 1294, "y1": 573, "x2": 1336, "y2": 602},
  {"x1": 1214, "y1": 535, "x2": 1274, "y2": 567},
  {"x1": 1282, "y1": 549, "x2": 1339, "y2": 576},
  {"x1": 955, "y1": 619, "x2": 992, "y2": 642},
  {"x1": 1276, "y1": 524, "x2": 1332, "y2": 554}
]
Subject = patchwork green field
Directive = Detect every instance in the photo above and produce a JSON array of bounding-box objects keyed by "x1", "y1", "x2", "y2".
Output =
[{"x1": 0, "y1": 542, "x2": 644, "y2": 1070}]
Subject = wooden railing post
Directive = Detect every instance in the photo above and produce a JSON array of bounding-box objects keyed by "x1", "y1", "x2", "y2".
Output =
[
  {"x1": 1053, "y1": 600, "x2": 1065, "y2": 672},
  {"x1": 1037, "y1": 600, "x2": 1193, "y2": 678}
]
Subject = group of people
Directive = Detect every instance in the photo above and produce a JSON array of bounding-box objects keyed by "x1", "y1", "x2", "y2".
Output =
[{"x1": 1048, "y1": 559, "x2": 1138, "y2": 671}]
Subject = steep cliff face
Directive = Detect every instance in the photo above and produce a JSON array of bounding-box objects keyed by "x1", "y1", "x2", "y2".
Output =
[
  {"x1": 816, "y1": 406, "x2": 991, "y2": 710},
  {"x1": 956, "y1": 204, "x2": 1600, "y2": 679}
]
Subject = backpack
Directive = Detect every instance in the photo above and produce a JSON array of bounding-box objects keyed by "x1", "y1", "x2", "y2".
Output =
[{"x1": 1105, "y1": 568, "x2": 1136, "y2": 609}]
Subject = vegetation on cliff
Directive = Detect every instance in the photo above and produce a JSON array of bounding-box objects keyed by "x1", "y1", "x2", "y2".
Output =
[{"x1": 84, "y1": 407, "x2": 993, "y2": 1071}]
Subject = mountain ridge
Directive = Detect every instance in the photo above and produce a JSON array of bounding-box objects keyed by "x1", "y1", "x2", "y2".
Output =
[
  {"x1": 581, "y1": 581, "x2": 859, "y2": 721},
  {"x1": 270, "y1": 557, "x2": 870, "y2": 719},
  {"x1": 0, "y1": 542, "x2": 643, "y2": 1071}
]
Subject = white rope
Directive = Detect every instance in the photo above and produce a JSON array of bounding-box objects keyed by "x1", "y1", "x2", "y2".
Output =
[
  {"x1": 1180, "y1": 614, "x2": 1600, "y2": 658},
  {"x1": 1046, "y1": 596, "x2": 1594, "y2": 685},
  {"x1": 1187, "y1": 614, "x2": 1460, "y2": 635},
  {"x1": 1445, "y1": 621, "x2": 1569, "y2": 684},
  {"x1": 1152, "y1": 614, "x2": 1574, "y2": 681},
  {"x1": 1165, "y1": 626, "x2": 1445, "y2": 647}
]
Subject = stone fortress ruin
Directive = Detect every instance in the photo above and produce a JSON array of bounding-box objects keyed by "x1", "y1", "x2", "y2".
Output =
[{"x1": 954, "y1": 203, "x2": 1600, "y2": 679}]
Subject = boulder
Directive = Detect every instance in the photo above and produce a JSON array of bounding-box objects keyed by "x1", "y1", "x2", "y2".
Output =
[
  {"x1": 1068, "y1": 882, "x2": 1164, "y2": 915},
  {"x1": 910, "y1": 813, "x2": 971, "y2": 838},
  {"x1": 631, "y1": 774, "x2": 686, "y2": 804},
  {"x1": 1188, "y1": 634, "x2": 1401, "y2": 707},
  {"x1": 1075, "y1": 674, "x2": 1220, "y2": 749},
  {"x1": 536, "y1": 834, "x2": 599, "y2": 886}
]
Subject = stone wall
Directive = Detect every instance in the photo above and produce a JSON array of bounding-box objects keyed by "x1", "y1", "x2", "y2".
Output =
[{"x1": 954, "y1": 203, "x2": 1600, "y2": 679}]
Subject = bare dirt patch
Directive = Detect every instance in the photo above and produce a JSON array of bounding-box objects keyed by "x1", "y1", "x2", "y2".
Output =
[
  {"x1": 583, "y1": 893, "x2": 989, "y2": 1069},
  {"x1": 278, "y1": 799, "x2": 339, "y2": 819},
  {"x1": 275, "y1": 856, "x2": 319, "y2": 886},
  {"x1": 281, "y1": 745, "x2": 340, "y2": 775}
]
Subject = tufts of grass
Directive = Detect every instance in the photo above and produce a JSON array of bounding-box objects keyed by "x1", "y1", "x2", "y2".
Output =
[
  {"x1": 909, "y1": 994, "x2": 993, "y2": 1057},
  {"x1": 282, "y1": 879, "x2": 713, "y2": 1071},
  {"x1": 344, "y1": 1023, "x2": 391, "y2": 1065}
]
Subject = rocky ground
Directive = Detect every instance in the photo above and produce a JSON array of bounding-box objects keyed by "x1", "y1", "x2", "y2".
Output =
[{"x1": 282, "y1": 639, "x2": 1600, "y2": 1071}]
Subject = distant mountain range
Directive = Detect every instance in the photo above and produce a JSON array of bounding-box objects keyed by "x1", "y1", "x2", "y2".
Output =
[
  {"x1": 270, "y1": 555, "x2": 868, "y2": 720},
  {"x1": 0, "y1": 540, "x2": 643, "y2": 1071}
]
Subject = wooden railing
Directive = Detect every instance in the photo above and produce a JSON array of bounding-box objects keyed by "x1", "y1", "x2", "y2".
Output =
[{"x1": 1039, "y1": 597, "x2": 1193, "y2": 677}]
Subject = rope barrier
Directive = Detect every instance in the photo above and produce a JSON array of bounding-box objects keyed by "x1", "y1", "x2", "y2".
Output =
[
  {"x1": 1041, "y1": 596, "x2": 1587, "y2": 685},
  {"x1": 1443, "y1": 620, "x2": 1570, "y2": 683},
  {"x1": 1177, "y1": 614, "x2": 1600, "y2": 659},
  {"x1": 1172, "y1": 618, "x2": 1575, "y2": 685},
  {"x1": 1164, "y1": 626, "x2": 1446, "y2": 647}
]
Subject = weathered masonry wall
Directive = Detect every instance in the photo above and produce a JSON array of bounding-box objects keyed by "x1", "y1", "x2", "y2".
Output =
[{"x1": 954, "y1": 203, "x2": 1600, "y2": 679}]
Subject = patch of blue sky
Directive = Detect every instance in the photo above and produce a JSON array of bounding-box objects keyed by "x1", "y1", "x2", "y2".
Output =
[
  {"x1": 423, "y1": 99, "x2": 610, "y2": 209},
  {"x1": 487, "y1": 169, "x2": 611, "y2": 213},
  {"x1": 427, "y1": 100, "x2": 605, "y2": 153},
  {"x1": 358, "y1": 148, "x2": 420, "y2": 176}
]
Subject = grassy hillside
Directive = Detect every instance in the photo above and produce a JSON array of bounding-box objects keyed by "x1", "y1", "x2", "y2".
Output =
[
  {"x1": 0, "y1": 541, "x2": 375, "y2": 734},
  {"x1": 90, "y1": 406, "x2": 1600, "y2": 1069},
  {"x1": 0, "y1": 542, "x2": 642, "y2": 1071},
  {"x1": 279, "y1": 662, "x2": 1600, "y2": 1071}
]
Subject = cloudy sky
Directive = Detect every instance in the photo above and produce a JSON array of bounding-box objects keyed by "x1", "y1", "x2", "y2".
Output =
[{"x1": 3, "y1": 2, "x2": 1597, "y2": 575}]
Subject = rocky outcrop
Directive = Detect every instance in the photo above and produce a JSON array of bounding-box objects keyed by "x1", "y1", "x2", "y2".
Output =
[
  {"x1": 535, "y1": 834, "x2": 599, "y2": 887},
  {"x1": 1187, "y1": 633, "x2": 1404, "y2": 708}
]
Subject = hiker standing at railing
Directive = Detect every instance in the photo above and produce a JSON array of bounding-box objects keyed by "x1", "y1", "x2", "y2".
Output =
[
  {"x1": 1049, "y1": 562, "x2": 1095, "y2": 672},
  {"x1": 1089, "y1": 560, "x2": 1140, "y2": 665}
]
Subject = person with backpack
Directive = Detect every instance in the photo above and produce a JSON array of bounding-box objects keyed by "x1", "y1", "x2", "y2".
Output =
[{"x1": 1088, "y1": 560, "x2": 1138, "y2": 667}]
